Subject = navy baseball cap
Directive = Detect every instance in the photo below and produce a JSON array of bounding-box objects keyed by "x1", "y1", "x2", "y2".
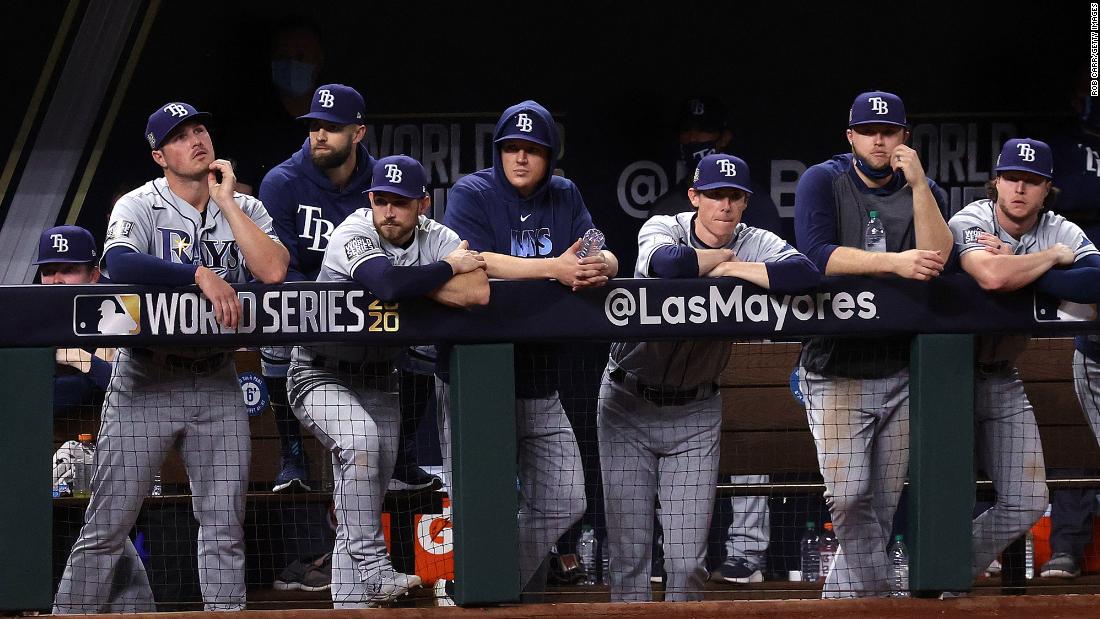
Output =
[
  {"x1": 34, "y1": 225, "x2": 97, "y2": 264},
  {"x1": 692, "y1": 153, "x2": 753, "y2": 193},
  {"x1": 494, "y1": 108, "x2": 553, "y2": 149},
  {"x1": 297, "y1": 83, "x2": 365, "y2": 125},
  {"x1": 678, "y1": 96, "x2": 727, "y2": 133},
  {"x1": 994, "y1": 138, "x2": 1054, "y2": 180},
  {"x1": 848, "y1": 91, "x2": 907, "y2": 128},
  {"x1": 145, "y1": 102, "x2": 211, "y2": 149},
  {"x1": 368, "y1": 155, "x2": 429, "y2": 199}
]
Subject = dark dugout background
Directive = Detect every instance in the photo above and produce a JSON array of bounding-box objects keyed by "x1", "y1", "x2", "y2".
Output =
[{"x1": 0, "y1": 2, "x2": 1088, "y2": 269}]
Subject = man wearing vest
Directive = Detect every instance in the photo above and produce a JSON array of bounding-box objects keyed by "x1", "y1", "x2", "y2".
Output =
[{"x1": 793, "y1": 91, "x2": 953, "y2": 597}]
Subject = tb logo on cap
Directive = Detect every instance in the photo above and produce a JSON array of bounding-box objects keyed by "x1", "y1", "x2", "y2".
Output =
[
  {"x1": 516, "y1": 113, "x2": 533, "y2": 133},
  {"x1": 384, "y1": 163, "x2": 403, "y2": 183},
  {"x1": 318, "y1": 89, "x2": 335, "y2": 108},
  {"x1": 163, "y1": 104, "x2": 189, "y2": 118},
  {"x1": 1017, "y1": 143, "x2": 1036, "y2": 162},
  {"x1": 690, "y1": 99, "x2": 706, "y2": 115},
  {"x1": 869, "y1": 97, "x2": 889, "y2": 115},
  {"x1": 51, "y1": 234, "x2": 69, "y2": 253},
  {"x1": 718, "y1": 159, "x2": 737, "y2": 177}
]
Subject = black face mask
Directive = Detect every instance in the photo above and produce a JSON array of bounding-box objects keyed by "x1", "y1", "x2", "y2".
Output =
[
  {"x1": 680, "y1": 141, "x2": 718, "y2": 165},
  {"x1": 853, "y1": 153, "x2": 894, "y2": 180}
]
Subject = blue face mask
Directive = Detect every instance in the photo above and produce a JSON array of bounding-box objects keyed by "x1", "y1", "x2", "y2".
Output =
[
  {"x1": 271, "y1": 60, "x2": 316, "y2": 97},
  {"x1": 680, "y1": 141, "x2": 718, "y2": 166},
  {"x1": 853, "y1": 153, "x2": 894, "y2": 180}
]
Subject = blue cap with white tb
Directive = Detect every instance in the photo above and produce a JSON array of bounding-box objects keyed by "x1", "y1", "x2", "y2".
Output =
[
  {"x1": 297, "y1": 83, "x2": 365, "y2": 125},
  {"x1": 145, "y1": 102, "x2": 211, "y2": 149},
  {"x1": 848, "y1": 90, "x2": 907, "y2": 128},
  {"x1": 994, "y1": 138, "x2": 1054, "y2": 180},
  {"x1": 368, "y1": 155, "x2": 429, "y2": 199},
  {"x1": 34, "y1": 225, "x2": 97, "y2": 264},
  {"x1": 494, "y1": 106, "x2": 554, "y2": 149},
  {"x1": 692, "y1": 153, "x2": 753, "y2": 193}
]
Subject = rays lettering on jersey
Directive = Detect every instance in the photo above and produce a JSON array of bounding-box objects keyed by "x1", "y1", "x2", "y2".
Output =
[
  {"x1": 511, "y1": 227, "x2": 552, "y2": 257},
  {"x1": 157, "y1": 227, "x2": 240, "y2": 273},
  {"x1": 298, "y1": 205, "x2": 335, "y2": 251}
]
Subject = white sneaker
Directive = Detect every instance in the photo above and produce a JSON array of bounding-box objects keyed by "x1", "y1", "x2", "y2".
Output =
[
  {"x1": 434, "y1": 579, "x2": 456, "y2": 607},
  {"x1": 363, "y1": 568, "x2": 422, "y2": 605}
]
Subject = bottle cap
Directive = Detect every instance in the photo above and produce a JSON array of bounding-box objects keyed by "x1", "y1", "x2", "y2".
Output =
[
  {"x1": 869, "y1": 210, "x2": 878, "y2": 219},
  {"x1": 895, "y1": 534, "x2": 903, "y2": 541},
  {"x1": 824, "y1": 522, "x2": 833, "y2": 531},
  {"x1": 805, "y1": 520, "x2": 815, "y2": 528},
  {"x1": 78, "y1": 433, "x2": 93, "y2": 441}
]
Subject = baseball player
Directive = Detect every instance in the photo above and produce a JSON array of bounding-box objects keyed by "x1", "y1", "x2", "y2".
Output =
[
  {"x1": 949, "y1": 138, "x2": 1100, "y2": 580},
  {"x1": 600, "y1": 154, "x2": 819, "y2": 601},
  {"x1": 36, "y1": 225, "x2": 152, "y2": 613},
  {"x1": 286, "y1": 155, "x2": 488, "y2": 607},
  {"x1": 259, "y1": 83, "x2": 376, "y2": 493},
  {"x1": 793, "y1": 91, "x2": 953, "y2": 597},
  {"x1": 53, "y1": 102, "x2": 289, "y2": 614},
  {"x1": 440, "y1": 99, "x2": 619, "y2": 593}
]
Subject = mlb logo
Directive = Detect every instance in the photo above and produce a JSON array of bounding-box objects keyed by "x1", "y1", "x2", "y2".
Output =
[{"x1": 73, "y1": 294, "x2": 141, "y2": 336}]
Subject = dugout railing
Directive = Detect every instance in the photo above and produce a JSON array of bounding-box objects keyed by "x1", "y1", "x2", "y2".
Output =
[{"x1": 0, "y1": 274, "x2": 1097, "y2": 611}]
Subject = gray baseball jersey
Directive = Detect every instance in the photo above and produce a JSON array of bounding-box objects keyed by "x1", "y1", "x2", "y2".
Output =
[
  {"x1": 55, "y1": 177, "x2": 275, "y2": 612},
  {"x1": 288, "y1": 210, "x2": 458, "y2": 605},
  {"x1": 105, "y1": 177, "x2": 279, "y2": 282},
  {"x1": 295, "y1": 210, "x2": 461, "y2": 367},
  {"x1": 950, "y1": 199, "x2": 1099, "y2": 363},
  {"x1": 947, "y1": 198, "x2": 1066, "y2": 579},
  {"x1": 610, "y1": 212, "x2": 801, "y2": 388}
]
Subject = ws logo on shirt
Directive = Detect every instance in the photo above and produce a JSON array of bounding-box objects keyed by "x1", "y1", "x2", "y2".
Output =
[
  {"x1": 511, "y1": 228, "x2": 552, "y2": 257},
  {"x1": 158, "y1": 228, "x2": 241, "y2": 273}
]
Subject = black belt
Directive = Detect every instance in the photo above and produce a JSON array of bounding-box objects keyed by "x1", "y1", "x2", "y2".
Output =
[
  {"x1": 131, "y1": 348, "x2": 229, "y2": 375},
  {"x1": 608, "y1": 367, "x2": 714, "y2": 407},
  {"x1": 976, "y1": 360, "x2": 1013, "y2": 376}
]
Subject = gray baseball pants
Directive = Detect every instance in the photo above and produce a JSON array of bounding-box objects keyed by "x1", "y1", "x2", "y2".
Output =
[
  {"x1": 287, "y1": 364, "x2": 400, "y2": 607},
  {"x1": 801, "y1": 367, "x2": 909, "y2": 598},
  {"x1": 726, "y1": 474, "x2": 770, "y2": 570},
  {"x1": 435, "y1": 378, "x2": 586, "y2": 591},
  {"x1": 970, "y1": 369, "x2": 1047, "y2": 578},
  {"x1": 54, "y1": 349, "x2": 249, "y2": 613},
  {"x1": 597, "y1": 373, "x2": 721, "y2": 602}
]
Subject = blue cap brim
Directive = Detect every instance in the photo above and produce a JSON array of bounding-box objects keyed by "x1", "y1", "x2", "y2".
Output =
[
  {"x1": 33, "y1": 257, "x2": 94, "y2": 265},
  {"x1": 693, "y1": 181, "x2": 753, "y2": 194},
  {"x1": 153, "y1": 112, "x2": 212, "y2": 149},
  {"x1": 494, "y1": 132, "x2": 552, "y2": 149},
  {"x1": 297, "y1": 112, "x2": 363, "y2": 125},
  {"x1": 367, "y1": 185, "x2": 426, "y2": 199},
  {"x1": 994, "y1": 165, "x2": 1053, "y2": 180},
  {"x1": 849, "y1": 119, "x2": 907, "y2": 128}
]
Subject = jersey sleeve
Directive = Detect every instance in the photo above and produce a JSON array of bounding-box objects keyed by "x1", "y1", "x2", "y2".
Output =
[
  {"x1": 1052, "y1": 216, "x2": 1100, "y2": 262},
  {"x1": 792, "y1": 164, "x2": 841, "y2": 271},
  {"x1": 323, "y1": 218, "x2": 386, "y2": 280},
  {"x1": 636, "y1": 216, "x2": 681, "y2": 277},
  {"x1": 442, "y1": 185, "x2": 495, "y2": 252},
  {"x1": 104, "y1": 194, "x2": 151, "y2": 255},
  {"x1": 738, "y1": 227, "x2": 803, "y2": 263},
  {"x1": 568, "y1": 183, "x2": 596, "y2": 244},
  {"x1": 426, "y1": 221, "x2": 462, "y2": 263},
  {"x1": 948, "y1": 204, "x2": 994, "y2": 256},
  {"x1": 239, "y1": 194, "x2": 281, "y2": 242},
  {"x1": 258, "y1": 169, "x2": 305, "y2": 278}
]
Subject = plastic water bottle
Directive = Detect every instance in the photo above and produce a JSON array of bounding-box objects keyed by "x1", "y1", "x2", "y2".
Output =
[
  {"x1": 151, "y1": 472, "x2": 163, "y2": 497},
  {"x1": 799, "y1": 521, "x2": 820, "y2": 582},
  {"x1": 889, "y1": 534, "x2": 910, "y2": 597},
  {"x1": 72, "y1": 433, "x2": 95, "y2": 498},
  {"x1": 576, "y1": 228, "x2": 605, "y2": 259},
  {"x1": 818, "y1": 522, "x2": 838, "y2": 582},
  {"x1": 1025, "y1": 531, "x2": 1034, "y2": 579},
  {"x1": 577, "y1": 525, "x2": 597, "y2": 585},
  {"x1": 598, "y1": 537, "x2": 610, "y2": 585},
  {"x1": 864, "y1": 210, "x2": 886, "y2": 252}
]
